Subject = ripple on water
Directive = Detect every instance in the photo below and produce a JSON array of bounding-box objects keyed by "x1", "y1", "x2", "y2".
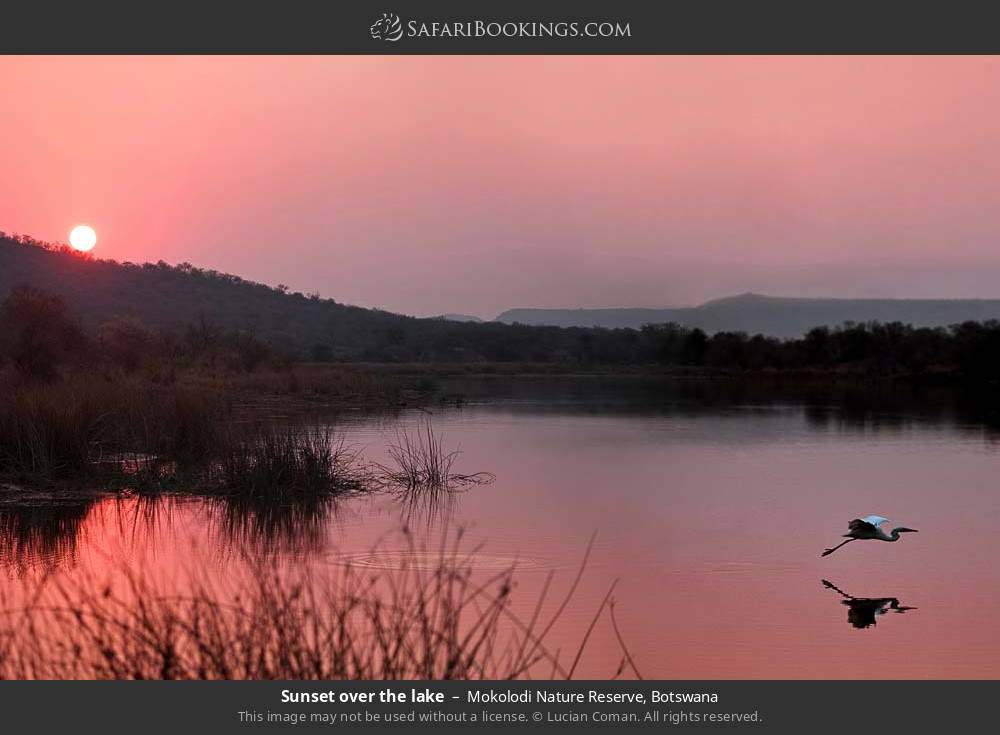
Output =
[{"x1": 329, "y1": 549, "x2": 551, "y2": 572}]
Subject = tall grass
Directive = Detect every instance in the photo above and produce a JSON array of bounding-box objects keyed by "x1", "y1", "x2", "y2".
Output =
[
  {"x1": 0, "y1": 533, "x2": 638, "y2": 680},
  {"x1": 0, "y1": 373, "x2": 368, "y2": 502},
  {"x1": 0, "y1": 374, "x2": 228, "y2": 482},
  {"x1": 213, "y1": 426, "x2": 361, "y2": 499},
  {"x1": 0, "y1": 385, "x2": 101, "y2": 477},
  {"x1": 376, "y1": 418, "x2": 494, "y2": 491}
]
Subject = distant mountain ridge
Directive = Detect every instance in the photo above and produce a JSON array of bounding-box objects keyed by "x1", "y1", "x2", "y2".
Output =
[{"x1": 495, "y1": 293, "x2": 1000, "y2": 338}]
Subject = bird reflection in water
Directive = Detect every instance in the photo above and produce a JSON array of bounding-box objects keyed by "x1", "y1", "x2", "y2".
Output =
[{"x1": 822, "y1": 579, "x2": 917, "y2": 629}]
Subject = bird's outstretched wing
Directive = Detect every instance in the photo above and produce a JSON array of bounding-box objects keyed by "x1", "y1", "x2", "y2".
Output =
[
  {"x1": 848, "y1": 518, "x2": 879, "y2": 534},
  {"x1": 861, "y1": 515, "x2": 889, "y2": 527}
]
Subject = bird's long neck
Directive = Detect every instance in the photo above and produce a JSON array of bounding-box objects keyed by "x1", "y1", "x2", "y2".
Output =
[{"x1": 883, "y1": 528, "x2": 903, "y2": 542}]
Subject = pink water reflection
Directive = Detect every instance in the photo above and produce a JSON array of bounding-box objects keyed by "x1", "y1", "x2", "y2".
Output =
[{"x1": 4, "y1": 382, "x2": 1000, "y2": 678}]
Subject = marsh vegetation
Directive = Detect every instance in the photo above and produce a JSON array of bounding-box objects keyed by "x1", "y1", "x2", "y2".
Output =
[
  {"x1": 0, "y1": 528, "x2": 635, "y2": 680},
  {"x1": 0, "y1": 377, "x2": 486, "y2": 504}
]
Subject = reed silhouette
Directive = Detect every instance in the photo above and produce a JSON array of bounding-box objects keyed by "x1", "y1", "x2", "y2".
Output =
[
  {"x1": 0, "y1": 530, "x2": 638, "y2": 680},
  {"x1": 374, "y1": 417, "x2": 494, "y2": 492}
]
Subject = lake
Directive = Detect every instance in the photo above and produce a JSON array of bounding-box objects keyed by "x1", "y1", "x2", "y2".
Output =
[{"x1": 3, "y1": 377, "x2": 1000, "y2": 678}]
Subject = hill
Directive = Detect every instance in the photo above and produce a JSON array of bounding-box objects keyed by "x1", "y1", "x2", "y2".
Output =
[
  {"x1": 7, "y1": 233, "x2": 1000, "y2": 377},
  {"x1": 0, "y1": 234, "x2": 637, "y2": 363},
  {"x1": 495, "y1": 293, "x2": 1000, "y2": 337},
  {"x1": 9, "y1": 233, "x2": 1000, "y2": 368}
]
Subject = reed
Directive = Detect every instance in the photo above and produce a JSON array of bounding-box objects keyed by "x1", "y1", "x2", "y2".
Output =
[
  {"x1": 0, "y1": 372, "x2": 231, "y2": 482},
  {"x1": 375, "y1": 418, "x2": 493, "y2": 491},
  {"x1": 212, "y1": 425, "x2": 362, "y2": 498},
  {"x1": 0, "y1": 533, "x2": 638, "y2": 680},
  {"x1": 0, "y1": 378, "x2": 109, "y2": 477}
]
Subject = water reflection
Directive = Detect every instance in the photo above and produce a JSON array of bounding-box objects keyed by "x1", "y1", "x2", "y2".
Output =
[
  {"x1": 822, "y1": 580, "x2": 917, "y2": 629},
  {"x1": 0, "y1": 493, "x2": 178, "y2": 575},
  {"x1": 3, "y1": 379, "x2": 1000, "y2": 678},
  {"x1": 438, "y1": 376, "x2": 1000, "y2": 440},
  {"x1": 392, "y1": 486, "x2": 460, "y2": 528},
  {"x1": 0, "y1": 494, "x2": 94, "y2": 573},
  {"x1": 206, "y1": 495, "x2": 342, "y2": 556},
  {"x1": 0, "y1": 486, "x2": 456, "y2": 572}
]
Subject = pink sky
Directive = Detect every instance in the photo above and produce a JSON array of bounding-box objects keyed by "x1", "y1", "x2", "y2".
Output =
[{"x1": 3, "y1": 56, "x2": 1000, "y2": 318}]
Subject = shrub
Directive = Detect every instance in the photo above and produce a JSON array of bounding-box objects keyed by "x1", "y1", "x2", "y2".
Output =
[{"x1": 0, "y1": 288, "x2": 86, "y2": 379}]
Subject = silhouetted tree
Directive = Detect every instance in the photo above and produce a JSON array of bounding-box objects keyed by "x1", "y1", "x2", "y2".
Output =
[
  {"x1": 184, "y1": 313, "x2": 220, "y2": 356},
  {"x1": 682, "y1": 328, "x2": 708, "y2": 365},
  {"x1": 98, "y1": 316, "x2": 155, "y2": 372},
  {"x1": 230, "y1": 327, "x2": 272, "y2": 372},
  {"x1": 0, "y1": 288, "x2": 85, "y2": 379}
]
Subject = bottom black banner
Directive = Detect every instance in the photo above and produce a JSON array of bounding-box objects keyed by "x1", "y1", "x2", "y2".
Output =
[{"x1": 0, "y1": 680, "x2": 993, "y2": 732}]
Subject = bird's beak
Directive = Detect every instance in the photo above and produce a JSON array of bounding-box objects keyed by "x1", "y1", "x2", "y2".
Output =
[{"x1": 898, "y1": 528, "x2": 918, "y2": 533}]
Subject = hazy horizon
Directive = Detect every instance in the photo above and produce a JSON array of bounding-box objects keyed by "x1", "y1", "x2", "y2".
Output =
[{"x1": 6, "y1": 56, "x2": 1000, "y2": 318}]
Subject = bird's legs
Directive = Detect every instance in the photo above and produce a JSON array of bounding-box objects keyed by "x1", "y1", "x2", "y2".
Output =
[
  {"x1": 821, "y1": 538, "x2": 854, "y2": 557},
  {"x1": 822, "y1": 579, "x2": 855, "y2": 599}
]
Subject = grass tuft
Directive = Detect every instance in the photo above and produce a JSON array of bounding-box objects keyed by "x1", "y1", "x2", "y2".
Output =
[
  {"x1": 375, "y1": 418, "x2": 494, "y2": 491},
  {"x1": 213, "y1": 425, "x2": 362, "y2": 498}
]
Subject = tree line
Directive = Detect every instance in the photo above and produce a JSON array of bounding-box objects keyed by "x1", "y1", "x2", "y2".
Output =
[
  {"x1": 1, "y1": 287, "x2": 274, "y2": 379},
  {"x1": 638, "y1": 321, "x2": 1000, "y2": 379},
  {"x1": 3, "y1": 232, "x2": 1000, "y2": 377},
  {"x1": 4, "y1": 284, "x2": 1000, "y2": 381}
]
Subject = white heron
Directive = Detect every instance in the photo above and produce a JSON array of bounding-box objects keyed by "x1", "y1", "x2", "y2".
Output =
[{"x1": 821, "y1": 515, "x2": 918, "y2": 557}]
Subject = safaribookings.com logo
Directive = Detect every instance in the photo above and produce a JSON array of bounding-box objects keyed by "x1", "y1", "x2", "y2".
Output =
[
  {"x1": 369, "y1": 13, "x2": 631, "y2": 42},
  {"x1": 370, "y1": 13, "x2": 404, "y2": 41}
]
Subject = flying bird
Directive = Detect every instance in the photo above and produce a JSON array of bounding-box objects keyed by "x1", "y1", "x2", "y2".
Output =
[{"x1": 821, "y1": 515, "x2": 918, "y2": 557}]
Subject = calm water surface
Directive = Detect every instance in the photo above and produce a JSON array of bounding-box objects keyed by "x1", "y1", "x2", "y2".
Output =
[{"x1": 4, "y1": 379, "x2": 1000, "y2": 678}]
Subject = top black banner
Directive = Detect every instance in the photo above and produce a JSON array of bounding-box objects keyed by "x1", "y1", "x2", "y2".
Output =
[{"x1": 4, "y1": 0, "x2": 1000, "y2": 54}]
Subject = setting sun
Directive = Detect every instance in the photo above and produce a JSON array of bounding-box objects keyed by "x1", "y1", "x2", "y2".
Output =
[{"x1": 69, "y1": 224, "x2": 97, "y2": 252}]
